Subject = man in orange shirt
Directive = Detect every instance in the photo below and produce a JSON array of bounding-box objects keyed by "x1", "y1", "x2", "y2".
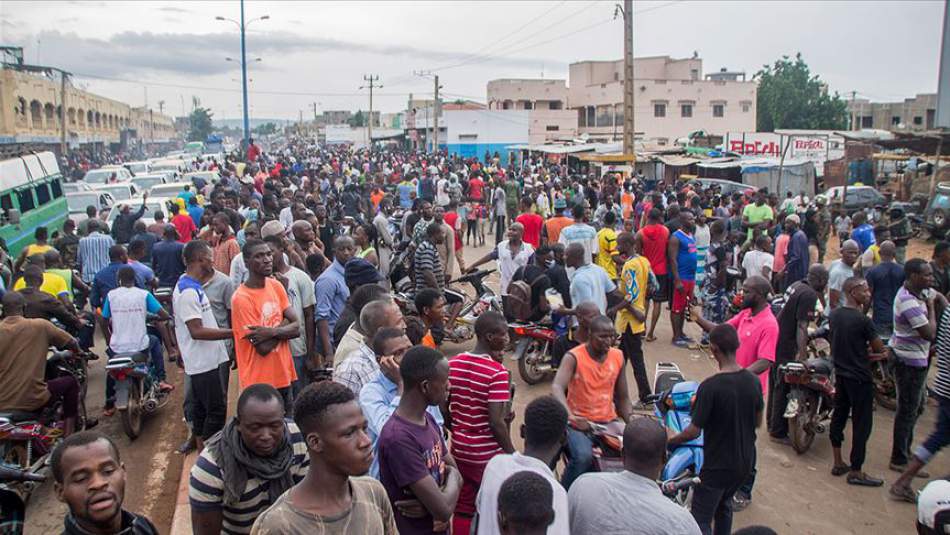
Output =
[
  {"x1": 541, "y1": 198, "x2": 573, "y2": 246},
  {"x1": 231, "y1": 238, "x2": 301, "y2": 415}
]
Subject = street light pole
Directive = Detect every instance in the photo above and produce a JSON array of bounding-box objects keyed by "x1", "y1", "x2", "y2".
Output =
[{"x1": 240, "y1": 0, "x2": 249, "y2": 148}]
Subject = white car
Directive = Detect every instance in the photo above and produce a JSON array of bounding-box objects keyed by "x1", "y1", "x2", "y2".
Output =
[
  {"x1": 149, "y1": 181, "x2": 193, "y2": 199},
  {"x1": 106, "y1": 196, "x2": 174, "y2": 228},
  {"x1": 93, "y1": 183, "x2": 139, "y2": 203},
  {"x1": 129, "y1": 173, "x2": 168, "y2": 193},
  {"x1": 123, "y1": 161, "x2": 151, "y2": 176},
  {"x1": 66, "y1": 191, "x2": 114, "y2": 223},
  {"x1": 183, "y1": 170, "x2": 220, "y2": 186},
  {"x1": 83, "y1": 166, "x2": 133, "y2": 184},
  {"x1": 63, "y1": 182, "x2": 94, "y2": 194}
]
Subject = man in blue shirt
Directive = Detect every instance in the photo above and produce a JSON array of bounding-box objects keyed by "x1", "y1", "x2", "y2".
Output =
[
  {"x1": 151, "y1": 226, "x2": 186, "y2": 288},
  {"x1": 90, "y1": 245, "x2": 146, "y2": 310},
  {"x1": 784, "y1": 214, "x2": 810, "y2": 289},
  {"x1": 359, "y1": 328, "x2": 444, "y2": 479},
  {"x1": 315, "y1": 235, "x2": 356, "y2": 364},
  {"x1": 851, "y1": 211, "x2": 876, "y2": 254},
  {"x1": 187, "y1": 196, "x2": 204, "y2": 228},
  {"x1": 866, "y1": 241, "x2": 905, "y2": 339}
]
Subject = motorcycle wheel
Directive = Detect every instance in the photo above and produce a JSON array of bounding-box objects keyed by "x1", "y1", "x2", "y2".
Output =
[
  {"x1": 119, "y1": 382, "x2": 143, "y2": 440},
  {"x1": 515, "y1": 338, "x2": 548, "y2": 385},
  {"x1": 789, "y1": 391, "x2": 816, "y2": 454},
  {"x1": 873, "y1": 363, "x2": 898, "y2": 411}
]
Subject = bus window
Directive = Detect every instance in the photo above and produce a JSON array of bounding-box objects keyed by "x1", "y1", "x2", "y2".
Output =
[
  {"x1": 35, "y1": 184, "x2": 51, "y2": 206},
  {"x1": 0, "y1": 194, "x2": 12, "y2": 222},
  {"x1": 17, "y1": 189, "x2": 35, "y2": 213},
  {"x1": 50, "y1": 178, "x2": 63, "y2": 198}
]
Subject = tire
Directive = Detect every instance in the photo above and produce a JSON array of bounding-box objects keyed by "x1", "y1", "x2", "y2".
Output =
[
  {"x1": 873, "y1": 361, "x2": 898, "y2": 411},
  {"x1": 789, "y1": 391, "x2": 816, "y2": 454},
  {"x1": 120, "y1": 381, "x2": 143, "y2": 440},
  {"x1": 874, "y1": 387, "x2": 898, "y2": 411},
  {"x1": 515, "y1": 338, "x2": 549, "y2": 385}
]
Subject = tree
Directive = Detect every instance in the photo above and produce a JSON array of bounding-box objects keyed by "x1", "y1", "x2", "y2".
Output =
[
  {"x1": 348, "y1": 110, "x2": 365, "y2": 127},
  {"x1": 187, "y1": 107, "x2": 214, "y2": 142},
  {"x1": 755, "y1": 53, "x2": 849, "y2": 132},
  {"x1": 253, "y1": 122, "x2": 278, "y2": 136}
]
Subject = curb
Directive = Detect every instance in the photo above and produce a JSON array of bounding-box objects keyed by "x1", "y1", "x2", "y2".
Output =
[{"x1": 169, "y1": 451, "x2": 197, "y2": 535}]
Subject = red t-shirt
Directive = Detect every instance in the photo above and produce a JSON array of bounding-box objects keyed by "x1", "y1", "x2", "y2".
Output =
[
  {"x1": 468, "y1": 178, "x2": 485, "y2": 201},
  {"x1": 447, "y1": 352, "x2": 510, "y2": 467},
  {"x1": 639, "y1": 223, "x2": 670, "y2": 275},
  {"x1": 443, "y1": 212, "x2": 463, "y2": 250},
  {"x1": 171, "y1": 214, "x2": 197, "y2": 244},
  {"x1": 515, "y1": 213, "x2": 544, "y2": 248},
  {"x1": 246, "y1": 143, "x2": 261, "y2": 162}
]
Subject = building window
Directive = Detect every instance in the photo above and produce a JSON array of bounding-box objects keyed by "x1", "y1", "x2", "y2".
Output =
[
  {"x1": 690, "y1": 69, "x2": 699, "y2": 80},
  {"x1": 654, "y1": 103, "x2": 666, "y2": 118},
  {"x1": 742, "y1": 103, "x2": 751, "y2": 113},
  {"x1": 459, "y1": 134, "x2": 478, "y2": 141},
  {"x1": 913, "y1": 116, "x2": 923, "y2": 125},
  {"x1": 550, "y1": 101, "x2": 563, "y2": 110},
  {"x1": 681, "y1": 104, "x2": 693, "y2": 118},
  {"x1": 614, "y1": 104, "x2": 623, "y2": 126},
  {"x1": 523, "y1": 101, "x2": 533, "y2": 110},
  {"x1": 546, "y1": 125, "x2": 559, "y2": 131},
  {"x1": 596, "y1": 105, "x2": 613, "y2": 127},
  {"x1": 586, "y1": 106, "x2": 595, "y2": 128},
  {"x1": 713, "y1": 104, "x2": 724, "y2": 118},
  {"x1": 861, "y1": 116, "x2": 873, "y2": 128},
  {"x1": 657, "y1": 138, "x2": 669, "y2": 146},
  {"x1": 892, "y1": 116, "x2": 901, "y2": 125},
  {"x1": 578, "y1": 108, "x2": 586, "y2": 128}
]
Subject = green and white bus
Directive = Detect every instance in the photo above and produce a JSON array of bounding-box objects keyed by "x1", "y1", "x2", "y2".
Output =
[{"x1": 0, "y1": 152, "x2": 67, "y2": 257}]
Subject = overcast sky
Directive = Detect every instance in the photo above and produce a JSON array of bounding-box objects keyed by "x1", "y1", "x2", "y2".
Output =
[{"x1": 1, "y1": 0, "x2": 944, "y2": 121}]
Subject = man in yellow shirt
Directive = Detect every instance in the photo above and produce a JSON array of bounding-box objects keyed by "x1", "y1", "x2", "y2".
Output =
[
  {"x1": 12, "y1": 255, "x2": 70, "y2": 305},
  {"x1": 595, "y1": 211, "x2": 621, "y2": 281},
  {"x1": 616, "y1": 231, "x2": 655, "y2": 408}
]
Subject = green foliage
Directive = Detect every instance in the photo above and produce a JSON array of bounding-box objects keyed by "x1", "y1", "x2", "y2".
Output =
[
  {"x1": 755, "y1": 53, "x2": 849, "y2": 132},
  {"x1": 187, "y1": 107, "x2": 214, "y2": 142},
  {"x1": 348, "y1": 110, "x2": 365, "y2": 127},
  {"x1": 253, "y1": 122, "x2": 278, "y2": 136}
]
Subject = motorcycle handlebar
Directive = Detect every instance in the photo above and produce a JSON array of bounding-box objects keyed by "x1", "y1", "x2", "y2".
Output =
[
  {"x1": 0, "y1": 464, "x2": 45, "y2": 483},
  {"x1": 661, "y1": 476, "x2": 701, "y2": 495}
]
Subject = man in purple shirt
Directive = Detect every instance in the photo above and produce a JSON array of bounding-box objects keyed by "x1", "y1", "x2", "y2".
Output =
[
  {"x1": 783, "y1": 214, "x2": 810, "y2": 290},
  {"x1": 378, "y1": 346, "x2": 462, "y2": 535}
]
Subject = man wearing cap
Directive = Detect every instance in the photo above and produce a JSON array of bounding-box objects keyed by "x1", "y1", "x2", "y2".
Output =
[
  {"x1": 542, "y1": 197, "x2": 574, "y2": 246},
  {"x1": 784, "y1": 214, "x2": 810, "y2": 289}
]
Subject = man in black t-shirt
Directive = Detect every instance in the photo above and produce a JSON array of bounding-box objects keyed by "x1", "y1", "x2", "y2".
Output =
[
  {"x1": 828, "y1": 276, "x2": 887, "y2": 487},
  {"x1": 669, "y1": 323, "x2": 763, "y2": 535},
  {"x1": 769, "y1": 264, "x2": 828, "y2": 441}
]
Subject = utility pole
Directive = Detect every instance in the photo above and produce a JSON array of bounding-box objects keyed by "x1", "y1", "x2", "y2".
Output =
[
  {"x1": 622, "y1": 0, "x2": 634, "y2": 158},
  {"x1": 361, "y1": 74, "x2": 381, "y2": 148},
  {"x1": 311, "y1": 102, "x2": 318, "y2": 120},
  {"x1": 434, "y1": 75, "x2": 441, "y2": 155},
  {"x1": 408, "y1": 92, "x2": 414, "y2": 150},
  {"x1": 850, "y1": 90, "x2": 857, "y2": 130},
  {"x1": 59, "y1": 70, "x2": 68, "y2": 156}
]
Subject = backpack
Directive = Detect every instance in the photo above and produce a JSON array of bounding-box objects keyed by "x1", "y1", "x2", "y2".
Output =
[{"x1": 505, "y1": 279, "x2": 534, "y2": 322}]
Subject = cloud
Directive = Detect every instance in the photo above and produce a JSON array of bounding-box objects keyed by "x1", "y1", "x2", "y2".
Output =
[
  {"x1": 57, "y1": 17, "x2": 79, "y2": 23},
  {"x1": 157, "y1": 6, "x2": 190, "y2": 14},
  {"x1": 163, "y1": 17, "x2": 182, "y2": 23},
  {"x1": 24, "y1": 29, "x2": 557, "y2": 79}
]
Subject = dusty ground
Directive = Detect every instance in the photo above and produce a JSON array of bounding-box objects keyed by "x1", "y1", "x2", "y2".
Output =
[{"x1": 23, "y1": 234, "x2": 950, "y2": 534}]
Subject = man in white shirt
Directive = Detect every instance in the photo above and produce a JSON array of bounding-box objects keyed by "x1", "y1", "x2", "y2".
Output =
[
  {"x1": 742, "y1": 234, "x2": 774, "y2": 281},
  {"x1": 568, "y1": 418, "x2": 701, "y2": 534},
  {"x1": 476, "y1": 396, "x2": 570, "y2": 535},
  {"x1": 174, "y1": 240, "x2": 233, "y2": 450},
  {"x1": 466, "y1": 222, "x2": 534, "y2": 294},
  {"x1": 558, "y1": 204, "x2": 598, "y2": 265}
]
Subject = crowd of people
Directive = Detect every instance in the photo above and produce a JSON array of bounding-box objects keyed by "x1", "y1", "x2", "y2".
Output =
[{"x1": 0, "y1": 138, "x2": 948, "y2": 535}]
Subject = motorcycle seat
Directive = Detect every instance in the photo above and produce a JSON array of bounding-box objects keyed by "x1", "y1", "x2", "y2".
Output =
[
  {"x1": 0, "y1": 410, "x2": 42, "y2": 423},
  {"x1": 806, "y1": 357, "x2": 833, "y2": 376}
]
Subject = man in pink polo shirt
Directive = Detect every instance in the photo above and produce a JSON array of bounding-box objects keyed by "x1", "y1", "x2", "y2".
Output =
[{"x1": 689, "y1": 274, "x2": 777, "y2": 511}]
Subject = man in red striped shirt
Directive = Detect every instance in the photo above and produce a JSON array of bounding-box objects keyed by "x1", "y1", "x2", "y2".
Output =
[{"x1": 444, "y1": 311, "x2": 515, "y2": 535}]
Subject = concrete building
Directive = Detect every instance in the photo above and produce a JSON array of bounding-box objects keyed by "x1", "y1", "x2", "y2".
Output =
[
  {"x1": 569, "y1": 55, "x2": 757, "y2": 145},
  {"x1": 442, "y1": 109, "x2": 529, "y2": 161},
  {"x1": 485, "y1": 79, "x2": 577, "y2": 143},
  {"x1": 322, "y1": 110, "x2": 352, "y2": 125},
  {"x1": 0, "y1": 67, "x2": 175, "y2": 153},
  {"x1": 847, "y1": 93, "x2": 937, "y2": 131}
]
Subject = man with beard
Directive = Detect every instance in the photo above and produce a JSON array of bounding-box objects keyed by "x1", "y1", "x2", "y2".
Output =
[
  {"x1": 190, "y1": 385, "x2": 309, "y2": 535},
  {"x1": 689, "y1": 275, "x2": 777, "y2": 511},
  {"x1": 54, "y1": 431, "x2": 159, "y2": 535},
  {"x1": 288, "y1": 220, "x2": 323, "y2": 272}
]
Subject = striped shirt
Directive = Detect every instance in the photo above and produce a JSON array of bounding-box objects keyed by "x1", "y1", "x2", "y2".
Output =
[
  {"x1": 889, "y1": 286, "x2": 931, "y2": 368},
  {"x1": 189, "y1": 421, "x2": 310, "y2": 535},
  {"x1": 413, "y1": 240, "x2": 444, "y2": 292},
  {"x1": 77, "y1": 231, "x2": 115, "y2": 283},
  {"x1": 933, "y1": 307, "x2": 950, "y2": 400},
  {"x1": 447, "y1": 352, "x2": 511, "y2": 466},
  {"x1": 333, "y1": 343, "x2": 379, "y2": 395}
]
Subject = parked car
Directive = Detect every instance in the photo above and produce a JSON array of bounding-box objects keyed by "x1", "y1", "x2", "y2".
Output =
[
  {"x1": 925, "y1": 182, "x2": 950, "y2": 238},
  {"x1": 685, "y1": 178, "x2": 752, "y2": 197},
  {"x1": 66, "y1": 191, "x2": 114, "y2": 223},
  {"x1": 123, "y1": 161, "x2": 151, "y2": 176},
  {"x1": 129, "y1": 173, "x2": 168, "y2": 193},
  {"x1": 92, "y1": 183, "x2": 139, "y2": 203},
  {"x1": 83, "y1": 166, "x2": 133, "y2": 184},
  {"x1": 824, "y1": 185, "x2": 886, "y2": 215},
  {"x1": 183, "y1": 170, "x2": 220, "y2": 187},
  {"x1": 106, "y1": 196, "x2": 173, "y2": 228},
  {"x1": 148, "y1": 182, "x2": 192, "y2": 199},
  {"x1": 63, "y1": 182, "x2": 94, "y2": 194}
]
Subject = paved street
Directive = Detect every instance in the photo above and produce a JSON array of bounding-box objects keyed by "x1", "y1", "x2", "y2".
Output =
[{"x1": 22, "y1": 236, "x2": 950, "y2": 534}]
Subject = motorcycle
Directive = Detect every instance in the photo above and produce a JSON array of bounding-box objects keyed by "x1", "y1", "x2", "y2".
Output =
[
  {"x1": 779, "y1": 329, "x2": 835, "y2": 454},
  {"x1": 647, "y1": 362, "x2": 703, "y2": 507},
  {"x1": 510, "y1": 320, "x2": 557, "y2": 385},
  {"x1": 393, "y1": 269, "x2": 502, "y2": 344},
  {"x1": 0, "y1": 349, "x2": 92, "y2": 521},
  {"x1": 871, "y1": 337, "x2": 897, "y2": 411},
  {"x1": 0, "y1": 464, "x2": 45, "y2": 534},
  {"x1": 105, "y1": 324, "x2": 172, "y2": 439}
]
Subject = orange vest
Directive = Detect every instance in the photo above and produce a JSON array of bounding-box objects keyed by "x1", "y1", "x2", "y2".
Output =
[{"x1": 567, "y1": 343, "x2": 623, "y2": 423}]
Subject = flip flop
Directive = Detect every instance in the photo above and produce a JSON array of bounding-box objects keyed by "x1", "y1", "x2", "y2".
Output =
[
  {"x1": 889, "y1": 484, "x2": 917, "y2": 503},
  {"x1": 831, "y1": 464, "x2": 850, "y2": 476}
]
